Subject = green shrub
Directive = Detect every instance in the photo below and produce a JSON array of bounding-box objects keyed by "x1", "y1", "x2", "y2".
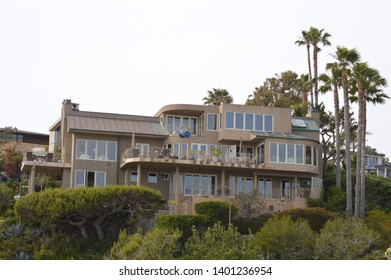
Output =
[
  {"x1": 315, "y1": 217, "x2": 377, "y2": 259},
  {"x1": 182, "y1": 222, "x2": 263, "y2": 260},
  {"x1": 233, "y1": 214, "x2": 272, "y2": 234},
  {"x1": 0, "y1": 184, "x2": 14, "y2": 216},
  {"x1": 255, "y1": 215, "x2": 316, "y2": 260},
  {"x1": 366, "y1": 210, "x2": 391, "y2": 249},
  {"x1": 277, "y1": 207, "x2": 337, "y2": 232},
  {"x1": 195, "y1": 201, "x2": 238, "y2": 225},
  {"x1": 156, "y1": 214, "x2": 210, "y2": 241},
  {"x1": 366, "y1": 176, "x2": 391, "y2": 212},
  {"x1": 106, "y1": 227, "x2": 181, "y2": 260}
]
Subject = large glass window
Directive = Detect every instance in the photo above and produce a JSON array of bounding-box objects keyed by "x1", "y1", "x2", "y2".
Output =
[
  {"x1": 207, "y1": 114, "x2": 218, "y2": 131},
  {"x1": 130, "y1": 171, "x2": 137, "y2": 182},
  {"x1": 258, "y1": 178, "x2": 272, "y2": 199},
  {"x1": 172, "y1": 173, "x2": 184, "y2": 193},
  {"x1": 148, "y1": 172, "x2": 157, "y2": 183},
  {"x1": 166, "y1": 115, "x2": 198, "y2": 134},
  {"x1": 75, "y1": 170, "x2": 106, "y2": 187},
  {"x1": 287, "y1": 144, "x2": 295, "y2": 163},
  {"x1": 76, "y1": 139, "x2": 117, "y2": 161},
  {"x1": 184, "y1": 174, "x2": 217, "y2": 196},
  {"x1": 306, "y1": 146, "x2": 312, "y2": 165},
  {"x1": 281, "y1": 180, "x2": 290, "y2": 199},
  {"x1": 296, "y1": 145, "x2": 303, "y2": 164},
  {"x1": 136, "y1": 143, "x2": 149, "y2": 157},
  {"x1": 265, "y1": 179, "x2": 272, "y2": 199},
  {"x1": 270, "y1": 143, "x2": 305, "y2": 164}
]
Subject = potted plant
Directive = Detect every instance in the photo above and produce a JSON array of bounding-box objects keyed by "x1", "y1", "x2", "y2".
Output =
[
  {"x1": 212, "y1": 147, "x2": 222, "y2": 162},
  {"x1": 188, "y1": 149, "x2": 195, "y2": 160}
]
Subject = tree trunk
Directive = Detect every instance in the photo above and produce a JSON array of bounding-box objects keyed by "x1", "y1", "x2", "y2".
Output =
[
  {"x1": 343, "y1": 69, "x2": 353, "y2": 217},
  {"x1": 80, "y1": 224, "x2": 88, "y2": 240},
  {"x1": 334, "y1": 82, "x2": 341, "y2": 189},
  {"x1": 313, "y1": 45, "x2": 319, "y2": 106},
  {"x1": 355, "y1": 83, "x2": 364, "y2": 217},
  {"x1": 93, "y1": 222, "x2": 105, "y2": 240},
  {"x1": 360, "y1": 98, "x2": 367, "y2": 218},
  {"x1": 306, "y1": 43, "x2": 314, "y2": 107}
]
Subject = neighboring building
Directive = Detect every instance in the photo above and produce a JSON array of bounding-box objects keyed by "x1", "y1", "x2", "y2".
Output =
[
  {"x1": 21, "y1": 99, "x2": 323, "y2": 214},
  {"x1": 363, "y1": 148, "x2": 385, "y2": 175},
  {"x1": 0, "y1": 128, "x2": 49, "y2": 154}
]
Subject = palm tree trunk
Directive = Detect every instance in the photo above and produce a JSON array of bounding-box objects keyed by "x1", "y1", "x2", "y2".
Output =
[
  {"x1": 360, "y1": 98, "x2": 367, "y2": 218},
  {"x1": 333, "y1": 83, "x2": 341, "y2": 189},
  {"x1": 313, "y1": 45, "x2": 319, "y2": 106},
  {"x1": 355, "y1": 83, "x2": 364, "y2": 217},
  {"x1": 306, "y1": 43, "x2": 314, "y2": 107},
  {"x1": 343, "y1": 70, "x2": 353, "y2": 217}
]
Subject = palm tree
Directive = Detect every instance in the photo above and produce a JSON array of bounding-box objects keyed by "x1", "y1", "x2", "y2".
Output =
[
  {"x1": 332, "y1": 46, "x2": 360, "y2": 218},
  {"x1": 203, "y1": 88, "x2": 233, "y2": 106},
  {"x1": 295, "y1": 30, "x2": 314, "y2": 107},
  {"x1": 350, "y1": 63, "x2": 388, "y2": 218},
  {"x1": 319, "y1": 63, "x2": 342, "y2": 188},
  {"x1": 308, "y1": 27, "x2": 332, "y2": 106}
]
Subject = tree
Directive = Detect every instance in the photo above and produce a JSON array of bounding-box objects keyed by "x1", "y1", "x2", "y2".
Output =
[
  {"x1": 255, "y1": 215, "x2": 316, "y2": 259},
  {"x1": 315, "y1": 217, "x2": 377, "y2": 259},
  {"x1": 246, "y1": 71, "x2": 302, "y2": 109},
  {"x1": 15, "y1": 185, "x2": 162, "y2": 240},
  {"x1": 295, "y1": 30, "x2": 314, "y2": 107},
  {"x1": 350, "y1": 63, "x2": 388, "y2": 218},
  {"x1": 308, "y1": 27, "x2": 332, "y2": 106},
  {"x1": 0, "y1": 184, "x2": 14, "y2": 216},
  {"x1": 106, "y1": 227, "x2": 181, "y2": 260},
  {"x1": 319, "y1": 63, "x2": 342, "y2": 188},
  {"x1": 332, "y1": 46, "x2": 360, "y2": 217},
  {"x1": 182, "y1": 222, "x2": 262, "y2": 260},
  {"x1": 203, "y1": 88, "x2": 233, "y2": 106}
]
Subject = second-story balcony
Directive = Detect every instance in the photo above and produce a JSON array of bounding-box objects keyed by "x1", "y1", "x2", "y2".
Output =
[{"x1": 120, "y1": 146, "x2": 264, "y2": 170}]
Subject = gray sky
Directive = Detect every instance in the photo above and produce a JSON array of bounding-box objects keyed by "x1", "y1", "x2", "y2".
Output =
[{"x1": 1, "y1": 0, "x2": 390, "y2": 157}]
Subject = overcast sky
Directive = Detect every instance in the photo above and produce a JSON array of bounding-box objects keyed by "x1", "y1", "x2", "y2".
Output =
[{"x1": 1, "y1": 0, "x2": 390, "y2": 157}]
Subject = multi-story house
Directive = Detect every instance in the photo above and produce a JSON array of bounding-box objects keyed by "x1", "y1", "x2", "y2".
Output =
[{"x1": 21, "y1": 99, "x2": 322, "y2": 214}]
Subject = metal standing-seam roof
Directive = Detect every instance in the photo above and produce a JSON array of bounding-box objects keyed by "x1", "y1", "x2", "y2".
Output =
[{"x1": 66, "y1": 115, "x2": 169, "y2": 137}]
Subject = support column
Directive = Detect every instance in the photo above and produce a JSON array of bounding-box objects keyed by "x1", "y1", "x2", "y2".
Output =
[
  {"x1": 137, "y1": 163, "x2": 141, "y2": 186},
  {"x1": 29, "y1": 165, "x2": 36, "y2": 194},
  {"x1": 221, "y1": 169, "x2": 225, "y2": 196},
  {"x1": 124, "y1": 169, "x2": 129, "y2": 185},
  {"x1": 294, "y1": 177, "x2": 298, "y2": 199},
  {"x1": 253, "y1": 174, "x2": 257, "y2": 194},
  {"x1": 175, "y1": 166, "x2": 180, "y2": 214}
]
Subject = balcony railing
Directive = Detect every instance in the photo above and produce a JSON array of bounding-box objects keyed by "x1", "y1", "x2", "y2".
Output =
[{"x1": 121, "y1": 146, "x2": 262, "y2": 167}]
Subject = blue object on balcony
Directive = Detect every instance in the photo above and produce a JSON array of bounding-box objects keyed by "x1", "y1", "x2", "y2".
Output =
[{"x1": 179, "y1": 131, "x2": 191, "y2": 138}]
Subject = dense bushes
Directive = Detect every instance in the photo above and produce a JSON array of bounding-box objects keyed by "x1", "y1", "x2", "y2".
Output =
[
  {"x1": 233, "y1": 214, "x2": 272, "y2": 234},
  {"x1": 0, "y1": 184, "x2": 14, "y2": 216},
  {"x1": 276, "y1": 207, "x2": 337, "y2": 232},
  {"x1": 195, "y1": 201, "x2": 238, "y2": 225},
  {"x1": 255, "y1": 215, "x2": 316, "y2": 259},
  {"x1": 15, "y1": 185, "x2": 161, "y2": 240}
]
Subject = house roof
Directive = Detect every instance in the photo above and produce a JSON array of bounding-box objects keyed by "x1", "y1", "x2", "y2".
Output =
[
  {"x1": 250, "y1": 131, "x2": 318, "y2": 143},
  {"x1": 291, "y1": 117, "x2": 319, "y2": 132},
  {"x1": 66, "y1": 114, "x2": 169, "y2": 137}
]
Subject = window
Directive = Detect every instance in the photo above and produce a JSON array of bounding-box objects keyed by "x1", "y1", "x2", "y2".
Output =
[
  {"x1": 75, "y1": 170, "x2": 106, "y2": 187},
  {"x1": 306, "y1": 146, "x2": 312, "y2": 165},
  {"x1": 185, "y1": 174, "x2": 217, "y2": 196},
  {"x1": 148, "y1": 172, "x2": 157, "y2": 183},
  {"x1": 181, "y1": 143, "x2": 188, "y2": 159},
  {"x1": 270, "y1": 143, "x2": 277, "y2": 162},
  {"x1": 287, "y1": 144, "x2": 295, "y2": 163},
  {"x1": 172, "y1": 173, "x2": 183, "y2": 193},
  {"x1": 136, "y1": 143, "x2": 149, "y2": 157},
  {"x1": 245, "y1": 113, "x2": 254, "y2": 130},
  {"x1": 230, "y1": 176, "x2": 253, "y2": 196},
  {"x1": 255, "y1": 114, "x2": 263, "y2": 131},
  {"x1": 76, "y1": 139, "x2": 117, "y2": 161},
  {"x1": 265, "y1": 115, "x2": 273, "y2": 132},
  {"x1": 278, "y1": 143, "x2": 286, "y2": 163},
  {"x1": 130, "y1": 171, "x2": 137, "y2": 182},
  {"x1": 207, "y1": 114, "x2": 218, "y2": 131},
  {"x1": 235, "y1": 112, "x2": 244, "y2": 129},
  {"x1": 271, "y1": 143, "x2": 305, "y2": 164},
  {"x1": 225, "y1": 112, "x2": 234, "y2": 129},
  {"x1": 167, "y1": 115, "x2": 198, "y2": 134},
  {"x1": 296, "y1": 145, "x2": 303, "y2": 164},
  {"x1": 281, "y1": 180, "x2": 290, "y2": 199},
  {"x1": 258, "y1": 178, "x2": 272, "y2": 199}
]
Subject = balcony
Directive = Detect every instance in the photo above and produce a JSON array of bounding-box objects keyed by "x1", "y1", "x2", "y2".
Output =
[
  {"x1": 21, "y1": 150, "x2": 71, "y2": 174},
  {"x1": 121, "y1": 146, "x2": 264, "y2": 170}
]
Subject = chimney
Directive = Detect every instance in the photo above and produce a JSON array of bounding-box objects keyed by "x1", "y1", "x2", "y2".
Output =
[{"x1": 306, "y1": 107, "x2": 320, "y2": 127}]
